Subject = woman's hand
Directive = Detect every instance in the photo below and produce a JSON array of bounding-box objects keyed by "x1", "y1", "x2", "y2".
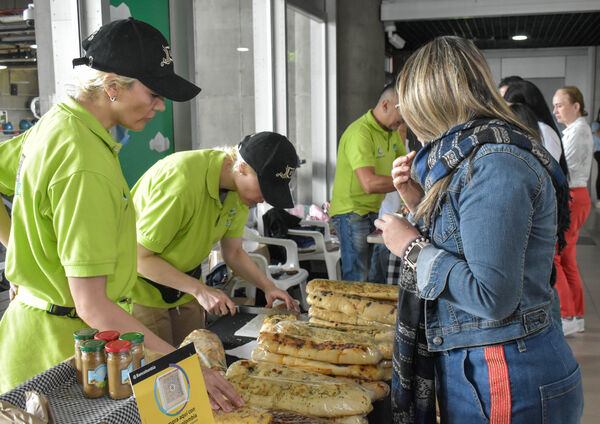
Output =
[
  {"x1": 194, "y1": 284, "x2": 237, "y2": 316},
  {"x1": 202, "y1": 367, "x2": 245, "y2": 412},
  {"x1": 374, "y1": 213, "x2": 421, "y2": 258},
  {"x1": 264, "y1": 286, "x2": 301, "y2": 312},
  {"x1": 391, "y1": 151, "x2": 424, "y2": 212}
]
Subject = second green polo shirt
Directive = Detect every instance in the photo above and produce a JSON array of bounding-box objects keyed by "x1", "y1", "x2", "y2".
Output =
[
  {"x1": 330, "y1": 110, "x2": 405, "y2": 217},
  {"x1": 130, "y1": 150, "x2": 249, "y2": 309}
]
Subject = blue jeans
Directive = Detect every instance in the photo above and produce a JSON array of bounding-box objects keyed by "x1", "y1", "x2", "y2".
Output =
[
  {"x1": 368, "y1": 243, "x2": 390, "y2": 284},
  {"x1": 331, "y1": 212, "x2": 377, "y2": 282},
  {"x1": 436, "y1": 321, "x2": 583, "y2": 423}
]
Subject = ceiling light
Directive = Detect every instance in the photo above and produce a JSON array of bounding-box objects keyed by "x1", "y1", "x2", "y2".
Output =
[
  {"x1": 237, "y1": 47, "x2": 249, "y2": 52},
  {"x1": 30, "y1": 44, "x2": 37, "y2": 49},
  {"x1": 512, "y1": 35, "x2": 528, "y2": 41},
  {"x1": 0, "y1": 65, "x2": 7, "y2": 70}
]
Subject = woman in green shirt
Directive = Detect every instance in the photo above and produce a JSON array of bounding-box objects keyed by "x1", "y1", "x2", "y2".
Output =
[
  {"x1": 131, "y1": 132, "x2": 301, "y2": 346},
  {"x1": 0, "y1": 18, "x2": 243, "y2": 412}
]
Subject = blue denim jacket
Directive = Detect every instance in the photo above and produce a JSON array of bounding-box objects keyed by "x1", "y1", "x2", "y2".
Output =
[{"x1": 415, "y1": 143, "x2": 556, "y2": 351}]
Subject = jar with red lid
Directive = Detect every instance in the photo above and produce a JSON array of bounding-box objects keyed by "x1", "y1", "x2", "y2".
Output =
[
  {"x1": 94, "y1": 330, "x2": 120, "y2": 343},
  {"x1": 74, "y1": 328, "x2": 99, "y2": 383},
  {"x1": 105, "y1": 339, "x2": 133, "y2": 399},
  {"x1": 80, "y1": 339, "x2": 107, "y2": 398},
  {"x1": 120, "y1": 332, "x2": 145, "y2": 370}
]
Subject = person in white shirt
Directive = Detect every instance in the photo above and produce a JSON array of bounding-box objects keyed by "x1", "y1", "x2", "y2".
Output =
[{"x1": 552, "y1": 86, "x2": 594, "y2": 335}]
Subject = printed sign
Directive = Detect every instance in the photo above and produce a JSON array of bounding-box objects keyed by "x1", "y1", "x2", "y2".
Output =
[{"x1": 130, "y1": 343, "x2": 214, "y2": 424}]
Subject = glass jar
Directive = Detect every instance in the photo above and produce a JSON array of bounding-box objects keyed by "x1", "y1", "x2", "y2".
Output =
[
  {"x1": 94, "y1": 330, "x2": 120, "y2": 344},
  {"x1": 74, "y1": 328, "x2": 98, "y2": 383},
  {"x1": 105, "y1": 340, "x2": 133, "y2": 399},
  {"x1": 80, "y1": 339, "x2": 107, "y2": 398},
  {"x1": 119, "y1": 332, "x2": 145, "y2": 370}
]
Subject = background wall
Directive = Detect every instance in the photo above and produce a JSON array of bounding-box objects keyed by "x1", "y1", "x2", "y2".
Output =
[
  {"x1": 336, "y1": 0, "x2": 385, "y2": 139},
  {"x1": 192, "y1": 0, "x2": 255, "y2": 150},
  {"x1": 0, "y1": 68, "x2": 37, "y2": 142}
]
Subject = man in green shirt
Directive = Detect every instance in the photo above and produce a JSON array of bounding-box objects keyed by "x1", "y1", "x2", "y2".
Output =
[{"x1": 330, "y1": 83, "x2": 406, "y2": 282}]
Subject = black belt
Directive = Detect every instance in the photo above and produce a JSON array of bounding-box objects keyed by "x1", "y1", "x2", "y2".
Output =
[{"x1": 141, "y1": 263, "x2": 204, "y2": 304}]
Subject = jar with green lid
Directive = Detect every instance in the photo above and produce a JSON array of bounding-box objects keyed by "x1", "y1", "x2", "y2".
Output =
[
  {"x1": 80, "y1": 339, "x2": 107, "y2": 398},
  {"x1": 74, "y1": 328, "x2": 99, "y2": 383},
  {"x1": 120, "y1": 332, "x2": 146, "y2": 370},
  {"x1": 105, "y1": 340, "x2": 133, "y2": 399}
]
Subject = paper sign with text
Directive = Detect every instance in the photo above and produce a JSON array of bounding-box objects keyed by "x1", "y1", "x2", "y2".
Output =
[{"x1": 130, "y1": 343, "x2": 214, "y2": 424}]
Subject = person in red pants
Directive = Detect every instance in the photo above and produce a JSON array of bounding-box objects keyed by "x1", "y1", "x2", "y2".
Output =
[{"x1": 552, "y1": 86, "x2": 594, "y2": 335}]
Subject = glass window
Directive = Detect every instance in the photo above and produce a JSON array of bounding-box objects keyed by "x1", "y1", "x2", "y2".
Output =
[{"x1": 286, "y1": 5, "x2": 326, "y2": 206}]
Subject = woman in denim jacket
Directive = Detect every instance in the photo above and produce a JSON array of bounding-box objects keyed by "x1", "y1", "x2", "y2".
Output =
[{"x1": 376, "y1": 36, "x2": 583, "y2": 423}]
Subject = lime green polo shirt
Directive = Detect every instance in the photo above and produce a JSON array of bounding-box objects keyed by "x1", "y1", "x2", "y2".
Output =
[
  {"x1": 130, "y1": 150, "x2": 249, "y2": 309},
  {"x1": 5, "y1": 96, "x2": 137, "y2": 306},
  {"x1": 0, "y1": 132, "x2": 25, "y2": 196},
  {"x1": 330, "y1": 110, "x2": 405, "y2": 217}
]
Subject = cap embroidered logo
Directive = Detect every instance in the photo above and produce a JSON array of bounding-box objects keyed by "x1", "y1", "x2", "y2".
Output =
[
  {"x1": 160, "y1": 45, "x2": 173, "y2": 67},
  {"x1": 275, "y1": 166, "x2": 295, "y2": 180}
]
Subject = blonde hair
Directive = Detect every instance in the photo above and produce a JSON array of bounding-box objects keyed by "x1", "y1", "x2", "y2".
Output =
[
  {"x1": 69, "y1": 66, "x2": 136, "y2": 101},
  {"x1": 397, "y1": 36, "x2": 535, "y2": 222},
  {"x1": 215, "y1": 145, "x2": 255, "y2": 174},
  {"x1": 558, "y1": 86, "x2": 588, "y2": 117}
]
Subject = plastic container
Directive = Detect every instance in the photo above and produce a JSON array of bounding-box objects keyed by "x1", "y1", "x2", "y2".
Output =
[
  {"x1": 94, "y1": 330, "x2": 120, "y2": 343},
  {"x1": 119, "y1": 332, "x2": 145, "y2": 370},
  {"x1": 74, "y1": 328, "x2": 99, "y2": 383},
  {"x1": 80, "y1": 339, "x2": 107, "y2": 398},
  {"x1": 105, "y1": 340, "x2": 133, "y2": 399}
]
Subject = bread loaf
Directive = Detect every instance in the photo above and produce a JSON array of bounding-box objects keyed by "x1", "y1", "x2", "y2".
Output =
[
  {"x1": 179, "y1": 329, "x2": 226, "y2": 372},
  {"x1": 252, "y1": 347, "x2": 391, "y2": 381},
  {"x1": 226, "y1": 360, "x2": 389, "y2": 402},
  {"x1": 307, "y1": 279, "x2": 398, "y2": 301},
  {"x1": 306, "y1": 291, "x2": 396, "y2": 325},
  {"x1": 227, "y1": 374, "x2": 373, "y2": 417},
  {"x1": 213, "y1": 406, "x2": 333, "y2": 423}
]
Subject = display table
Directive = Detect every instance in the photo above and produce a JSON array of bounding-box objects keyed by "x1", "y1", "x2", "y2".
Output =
[
  {"x1": 0, "y1": 360, "x2": 140, "y2": 424},
  {"x1": 0, "y1": 313, "x2": 392, "y2": 423}
]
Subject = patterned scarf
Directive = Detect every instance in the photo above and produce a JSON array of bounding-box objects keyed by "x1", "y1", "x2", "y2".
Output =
[
  {"x1": 412, "y1": 118, "x2": 570, "y2": 251},
  {"x1": 391, "y1": 118, "x2": 570, "y2": 424}
]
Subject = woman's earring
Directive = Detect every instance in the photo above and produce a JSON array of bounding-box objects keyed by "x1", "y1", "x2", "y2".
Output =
[{"x1": 109, "y1": 96, "x2": 117, "y2": 102}]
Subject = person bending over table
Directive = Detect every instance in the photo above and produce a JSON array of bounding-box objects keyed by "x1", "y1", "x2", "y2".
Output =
[{"x1": 130, "y1": 132, "x2": 301, "y2": 347}]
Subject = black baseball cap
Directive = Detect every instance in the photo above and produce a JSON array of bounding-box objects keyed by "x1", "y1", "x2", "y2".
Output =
[
  {"x1": 72, "y1": 18, "x2": 200, "y2": 102},
  {"x1": 238, "y1": 132, "x2": 299, "y2": 208}
]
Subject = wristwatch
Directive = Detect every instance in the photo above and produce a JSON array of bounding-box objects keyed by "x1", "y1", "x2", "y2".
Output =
[{"x1": 403, "y1": 237, "x2": 429, "y2": 271}]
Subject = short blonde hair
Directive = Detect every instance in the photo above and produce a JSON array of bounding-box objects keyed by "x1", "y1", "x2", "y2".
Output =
[
  {"x1": 397, "y1": 36, "x2": 534, "y2": 221},
  {"x1": 215, "y1": 145, "x2": 255, "y2": 175},
  {"x1": 70, "y1": 65, "x2": 136, "y2": 101}
]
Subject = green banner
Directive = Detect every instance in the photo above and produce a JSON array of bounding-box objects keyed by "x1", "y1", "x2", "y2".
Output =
[{"x1": 110, "y1": 0, "x2": 174, "y2": 187}]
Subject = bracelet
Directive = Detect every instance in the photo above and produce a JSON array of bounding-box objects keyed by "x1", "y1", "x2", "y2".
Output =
[
  {"x1": 401, "y1": 235, "x2": 427, "y2": 262},
  {"x1": 402, "y1": 236, "x2": 429, "y2": 270}
]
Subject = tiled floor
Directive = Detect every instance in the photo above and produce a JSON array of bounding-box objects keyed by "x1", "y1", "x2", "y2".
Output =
[
  {"x1": 568, "y1": 206, "x2": 600, "y2": 423},
  {"x1": 0, "y1": 209, "x2": 599, "y2": 420}
]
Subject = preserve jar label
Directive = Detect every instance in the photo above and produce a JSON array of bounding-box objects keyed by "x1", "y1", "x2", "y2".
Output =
[
  {"x1": 88, "y1": 364, "x2": 107, "y2": 387},
  {"x1": 121, "y1": 362, "x2": 133, "y2": 384}
]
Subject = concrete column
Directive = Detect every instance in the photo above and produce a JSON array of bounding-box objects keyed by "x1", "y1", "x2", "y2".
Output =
[
  {"x1": 192, "y1": 0, "x2": 255, "y2": 149},
  {"x1": 336, "y1": 0, "x2": 385, "y2": 138}
]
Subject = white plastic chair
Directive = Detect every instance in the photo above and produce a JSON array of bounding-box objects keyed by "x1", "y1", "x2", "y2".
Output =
[
  {"x1": 239, "y1": 227, "x2": 310, "y2": 310},
  {"x1": 287, "y1": 219, "x2": 341, "y2": 280},
  {"x1": 256, "y1": 202, "x2": 341, "y2": 280}
]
